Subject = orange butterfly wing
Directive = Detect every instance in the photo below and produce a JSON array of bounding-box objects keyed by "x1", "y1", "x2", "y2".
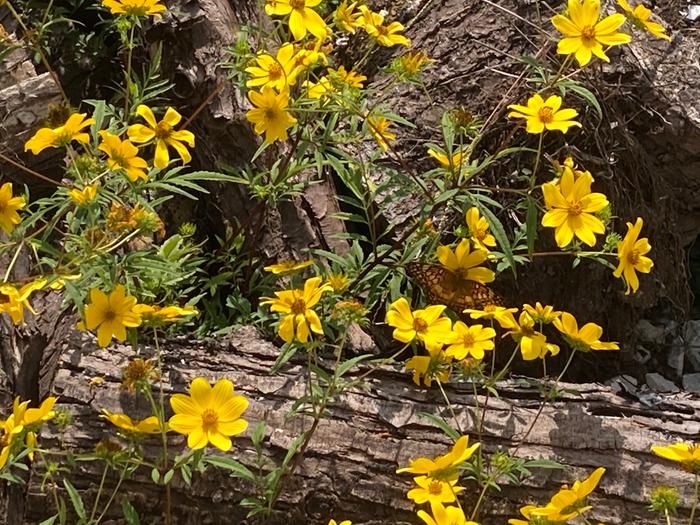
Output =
[{"x1": 406, "y1": 262, "x2": 502, "y2": 311}]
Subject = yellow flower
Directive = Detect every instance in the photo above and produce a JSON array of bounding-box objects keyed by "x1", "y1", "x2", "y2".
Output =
[
  {"x1": 0, "y1": 182, "x2": 26, "y2": 234},
  {"x1": 101, "y1": 0, "x2": 166, "y2": 17},
  {"x1": 532, "y1": 467, "x2": 605, "y2": 521},
  {"x1": 367, "y1": 115, "x2": 396, "y2": 151},
  {"x1": 246, "y1": 87, "x2": 298, "y2": 143},
  {"x1": 0, "y1": 396, "x2": 55, "y2": 466},
  {"x1": 304, "y1": 76, "x2": 334, "y2": 99},
  {"x1": 83, "y1": 285, "x2": 142, "y2": 348},
  {"x1": 552, "y1": 0, "x2": 631, "y2": 66},
  {"x1": 21, "y1": 396, "x2": 57, "y2": 426},
  {"x1": 553, "y1": 312, "x2": 619, "y2": 351},
  {"x1": 437, "y1": 239, "x2": 495, "y2": 285},
  {"x1": 24, "y1": 113, "x2": 95, "y2": 155},
  {"x1": 418, "y1": 503, "x2": 478, "y2": 525},
  {"x1": 168, "y1": 377, "x2": 248, "y2": 451},
  {"x1": 68, "y1": 184, "x2": 98, "y2": 205},
  {"x1": 617, "y1": 0, "x2": 671, "y2": 41},
  {"x1": 328, "y1": 520, "x2": 351, "y2": 525},
  {"x1": 331, "y1": 66, "x2": 366, "y2": 88},
  {"x1": 127, "y1": 105, "x2": 195, "y2": 169},
  {"x1": 444, "y1": 322, "x2": 495, "y2": 360},
  {"x1": 133, "y1": 304, "x2": 198, "y2": 325},
  {"x1": 265, "y1": 0, "x2": 329, "y2": 41},
  {"x1": 508, "y1": 94, "x2": 581, "y2": 134},
  {"x1": 246, "y1": 43, "x2": 300, "y2": 91},
  {"x1": 613, "y1": 217, "x2": 653, "y2": 295},
  {"x1": 405, "y1": 344, "x2": 451, "y2": 387},
  {"x1": 465, "y1": 207, "x2": 496, "y2": 251},
  {"x1": 397, "y1": 435, "x2": 480, "y2": 481},
  {"x1": 651, "y1": 443, "x2": 700, "y2": 473},
  {"x1": 501, "y1": 311, "x2": 559, "y2": 361},
  {"x1": 101, "y1": 410, "x2": 162, "y2": 434},
  {"x1": 523, "y1": 302, "x2": 561, "y2": 324},
  {"x1": 326, "y1": 273, "x2": 349, "y2": 292},
  {"x1": 464, "y1": 305, "x2": 518, "y2": 329},
  {"x1": 98, "y1": 131, "x2": 149, "y2": 182},
  {"x1": 427, "y1": 147, "x2": 465, "y2": 171},
  {"x1": 507, "y1": 505, "x2": 542, "y2": 525},
  {"x1": 264, "y1": 259, "x2": 314, "y2": 274},
  {"x1": 396, "y1": 50, "x2": 434, "y2": 78},
  {"x1": 407, "y1": 475, "x2": 464, "y2": 505},
  {"x1": 0, "y1": 279, "x2": 46, "y2": 325},
  {"x1": 334, "y1": 1, "x2": 361, "y2": 33},
  {"x1": 261, "y1": 276, "x2": 332, "y2": 343},
  {"x1": 291, "y1": 39, "x2": 328, "y2": 71},
  {"x1": 358, "y1": 7, "x2": 410, "y2": 47},
  {"x1": 385, "y1": 298, "x2": 452, "y2": 347},
  {"x1": 541, "y1": 164, "x2": 609, "y2": 247},
  {"x1": 0, "y1": 406, "x2": 25, "y2": 469}
]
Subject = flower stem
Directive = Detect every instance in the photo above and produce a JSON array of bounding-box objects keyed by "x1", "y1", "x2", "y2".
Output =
[
  {"x1": 153, "y1": 328, "x2": 172, "y2": 525},
  {"x1": 436, "y1": 379, "x2": 463, "y2": 434},
  {"x1": 89, "y1": 463, "x2": 109, "y2": 521},
  {"x1": 689, "y1": 473, "x2": 699, "y2": 525},
  {"x1": 124, "y1": 23, "x2": 136, "y2": 118}
]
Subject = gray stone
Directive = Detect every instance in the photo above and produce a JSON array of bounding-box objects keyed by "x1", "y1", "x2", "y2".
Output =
[
  {"x1": 636, "y1": 320, "x2": 666, "y2": 344},
  {"x1": 667, "y1": 341, "x2": 685, "y2": 378},
  {"x1": 634, "y1": 346, "x2": 651, "y2": 365},
  {"x1": 645, "y1": 373, "x2": 679, "y2": 393},
  {"x1": 682, "y1": 373, "x2": 700, "y2": 394}
]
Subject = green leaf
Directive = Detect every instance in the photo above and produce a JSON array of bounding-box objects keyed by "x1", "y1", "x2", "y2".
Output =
[
  {"x1": 479, "y1": 205, "x2": 517, "y2": 278},
  {"x1": 63, "y1": 480, "x2": 86, "y2": 519},
  {"x1": 121, "y1": 500, "x2": 141, "y2": 525},
  {"x1": 204, "y1": 456, "x2": 256, "y2": 482},
  {"x1": 559, "y1": 80, "x2": 602, "y2": 120},
  {"x1": 38, "y1": 516, "x2": 58, "y2": 525},
  {"x1": 417, "y1": 412, "x2": 460, "y2": 441},
  {"x1": 335, "y1": 354, "x2": 372, "y2": 378},
  {"x1": 251, "y1": 421, "x2": 266, "y2": 449},
  {"x1": 151, "y1": 468, "x2": 161, "y2": 484}
]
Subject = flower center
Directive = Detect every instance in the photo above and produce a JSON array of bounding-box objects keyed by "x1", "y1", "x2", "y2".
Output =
[
  {"x1": 201, "y1": 408, "x2": 219, "y2": 427},
  {"x1": 413, "y1": 317, "x2": 428, "y2": 332},
  {"x1": 264, "y1": 108, "x2": 279, "y2": 122},
  {"x1": 484, "y1": 304, "x2": 496, "y2": 313},
  {"x1": 538, "y1": 106, "x2": 555, "y2": 123},
  {"x1": 103, "y1": 309, "x2": 117, "y2": 321},
  {"x1": 580, "y1": 25, "x2": 596, "y2": 42},
  {"x1": 376, "y1": 25, "x2": 389, "y2": 36},
  {"x1": 111, "y1": 153, "x2": 129, "y2": 169},
  {"x1": 568, "y1": 201, "x2": 584, "y2": 215},
  {"x1": 0, "y1": 292, "x2": 9, "y2": 305},
  {"x1": 462, "y1": 333, "x2": 476, "y2": 346},
  {"x1": 427, "y1": 479, "x2": 443, "y2": 495},
  {"x1": 290, "y1": 298, "x2": 306, "y2": 315},
  {"x1": 154, "y1": 121, "x2": 172, "y2": 139},
  {"x1": 267, "y1": 62, "x2": 283, "y2": 80},
  {"x1": 627, "y1": 249, "x2": 640, "y2": 266},
  {"x1": 476, "y1": 227, "x2": 487, "y2": 240},
  {"x1": 289, "y1": 0, "x2": 305, "y2": 9}
]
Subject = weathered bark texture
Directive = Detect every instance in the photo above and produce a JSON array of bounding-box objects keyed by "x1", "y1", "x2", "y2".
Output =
[{"x1": 15, "y1": 326, "x2": 699, "y2": 525}]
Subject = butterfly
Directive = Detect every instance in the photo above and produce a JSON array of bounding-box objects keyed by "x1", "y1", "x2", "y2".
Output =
[{"x1": 406, "y1": 262, "x2": 503, "y2": 311}]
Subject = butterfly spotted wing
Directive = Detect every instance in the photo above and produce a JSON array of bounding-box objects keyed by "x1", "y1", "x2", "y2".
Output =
[{"x1": 406, "y1": 262, "x2": 503, "y2": 311}]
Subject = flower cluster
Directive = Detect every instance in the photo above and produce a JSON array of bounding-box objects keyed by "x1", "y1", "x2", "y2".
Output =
[{"x1": 0, "y1": 396, "x2": 56, "y2": 469}]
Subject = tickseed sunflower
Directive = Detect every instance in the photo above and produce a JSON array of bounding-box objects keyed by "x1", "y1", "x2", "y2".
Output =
[
  {"x1": 261, "y1": 276, "x2": 332, "y2": 343},
  {"x1": 541, "y1": 164, "x2": 609, "y2": 248},
  {"x1": 0, "y1": 279, "x2": 46, "y2": 325},
  {"x1": 427, "y1": 146, "x2": 465, "y2": 171},
  {"x1": 385, "y1": 298, "x2": 453, "y2": 347},
  {"x1": 101, "y1": 0, "x2": 166, "y2": 17},
  {"x1": 397, "y1": 435, "x2": 480, "y2": 481},
  {"x1": 0, "y1": 408, "x2": 24, "y2": 469},
  {"x1": 328, "y1": 520, "x2": 351, "y2": 525},
  {"x1": 168, "y1": 377, "x2": 248, "y2": 451},
  {"x1": 395, "y1": 50, "x2": 434, "y2": 79},
  {"x1": 101, "y1": 410, "x2": 162, "y2": 434},
  {"x1": 418, "y1": 502, "x2": 478, "y2": 525},
  {"x1": 617, "y1": 0, "x2": 671, "y2": 41},
  {"x1": 407, "y1": 475, "x2": 464, "y2": 505},
  {"x1": 523, "y1": 302, "x2": 561, "y2": 324},
  {"x1": 68, "y1": 184, "x2": 98, "y2": 206},
  {"x1": 0, "y1": 183, "x2": 26, "y2": 234},
  {"x1": 133, "y1": 304, "x2": 198, "y2": 326},
  {"x1": 98, "y1": 131, "x2": 149, "y2": 182},
  {"x1": 651, "y1": 443, "x2": 700, "y2": 473},
  {"x1": 552, "y1": 0, "x2": 631, "y2": 66},
  {"x1": 531, "y1": 467, "x2": 605, "y2": 521},
  {"x1": 613, "y1": 217, "x2": 653, "y2": 295},
  {"x1": 507, "y1": 94, "x2": 581, "y2": 134},
  {"x1": 466, "y1": 207, "x2": 496, "y2": 251},
  {"x1": 304, "y1": 76, "x2": 334, "y2": 99},
  {"x1": 553, "y1": 312, "x2": 619, "y2": 351},
  {"x1": 264, "y1": 259, "x2": 314, "y2": 274},
  {"x1": 326, "y1": 273, "x2": 349, "y2": 292},
  {"x1": 437, "y1": 239, "x2": 495, "y2": 285},
  {"x1": 127, "y1": 105, "x2": 195, "y2": 169},
  {"x1": 464, "y1": 305, "x2": 518, "y2": 329},
  {"x1": 246, "y1": 87, "x2": 298, "y2": 143},
  {"x1": 246, "y1": 43, "x2": 300, "y2": 91},
  {"x1": 367, "y1": 115, "x2": 396, "y2": 151},
  {"x1": 331, "y1": 66, "x2": 367, "y2": 88},
  {"x1": 405, "y1": 344, "x2": 451, "y2": 387},
  {"x1": 507, "y1": 505, "x2": 542, "y2": 525},
  {"x1": 444, "y1": 321, "x2": 495, "y2": 360},
  {"x1": 265, "y1": 0, "x2": 329, "y2": 41},
  {"x1": 358, "y1": 6, "x2": 410, "y2": 47},
  {"x1": 334, "y1": 0, "x2": 361, "y2": 33},
  {"x1": 24, "y1": 113, "x2": 95, "y2": 155},
  {"x1": 83, "y1": 285, "x2": 142, "y2": 348},
  {"x1": 501, "y1": 311, "x2": 559, "y2": 361}
]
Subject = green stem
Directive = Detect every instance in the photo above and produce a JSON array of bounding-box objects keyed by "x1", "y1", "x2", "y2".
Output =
[
  {"x1": 94, "y1": 463, "x2": 130, "y2": 524},
  {"x1": 89, "y1": 463, "x2": 109, "y2": 521},
  {"x1": 689, "y1": 473, "x2": 699, "y2": 525},
  {"x1": 436, "y1": 379, "x2": 462, "y2": 434},
  {"x1": 153, "y1": 329, "x2": 172, "y2": 525},
  {"x1": 530, "y1": 133, "x2": 544, "y2": 189},
  {"x1": 3, "y1": 240, "x2": 24, "y2": 282},
  {"x1": 124, "y1": 23, "x2": 136, "y2": 117}
]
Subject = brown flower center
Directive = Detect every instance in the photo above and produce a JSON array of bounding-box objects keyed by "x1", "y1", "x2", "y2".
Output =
[
  {"x1": 111, "y1": 153, "x2": 128, "y2": 169},
  {"x1": 0, "y1": 292, "x2": 9, "y2": 305},
  {"x1": 627, "y1": 249, "x2": 640, "y2": 266},
  {"x1": 538, "y1": 106, "x2": 555, "y2": 123},
  {"x1": 103, "y1": 309, "x2": 117, "y2": 321},
  {"x1": 264, "y1": 108, "x2": 279, "y2": 122},
  {"x1": 376, "y1": 25, "x2": 389, "y2": 36},
  {"x1": 154, "y1": 121, "x2": 172, "y2": 139},
  {"x1": 580, "y1": 25, "x2": 596, "y2": 42},
  {"x1": 413, "y1": 317, "x2": 428, "y2": 332},
  {"x1": 290, "y1": 298, "x2": 306, "y2": 315},
  {"x1": 267, "y1": 62, "x2": 283, "y2": 80},
  {"x1": 462, "y1": 333, "x2": 476, "y2": 346},
  {"x1": 201, "y1": 408, "x2": 219, "y2": 427},
  {"x1": 568, "y1": 201, "x2": 584, "y2": 215},
  {"x1": 289, "y1": 0, "x2": 305, "y2": 9},
  {"x1": 427, "y1": 480, "x2": 443, "y2": 495}
]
